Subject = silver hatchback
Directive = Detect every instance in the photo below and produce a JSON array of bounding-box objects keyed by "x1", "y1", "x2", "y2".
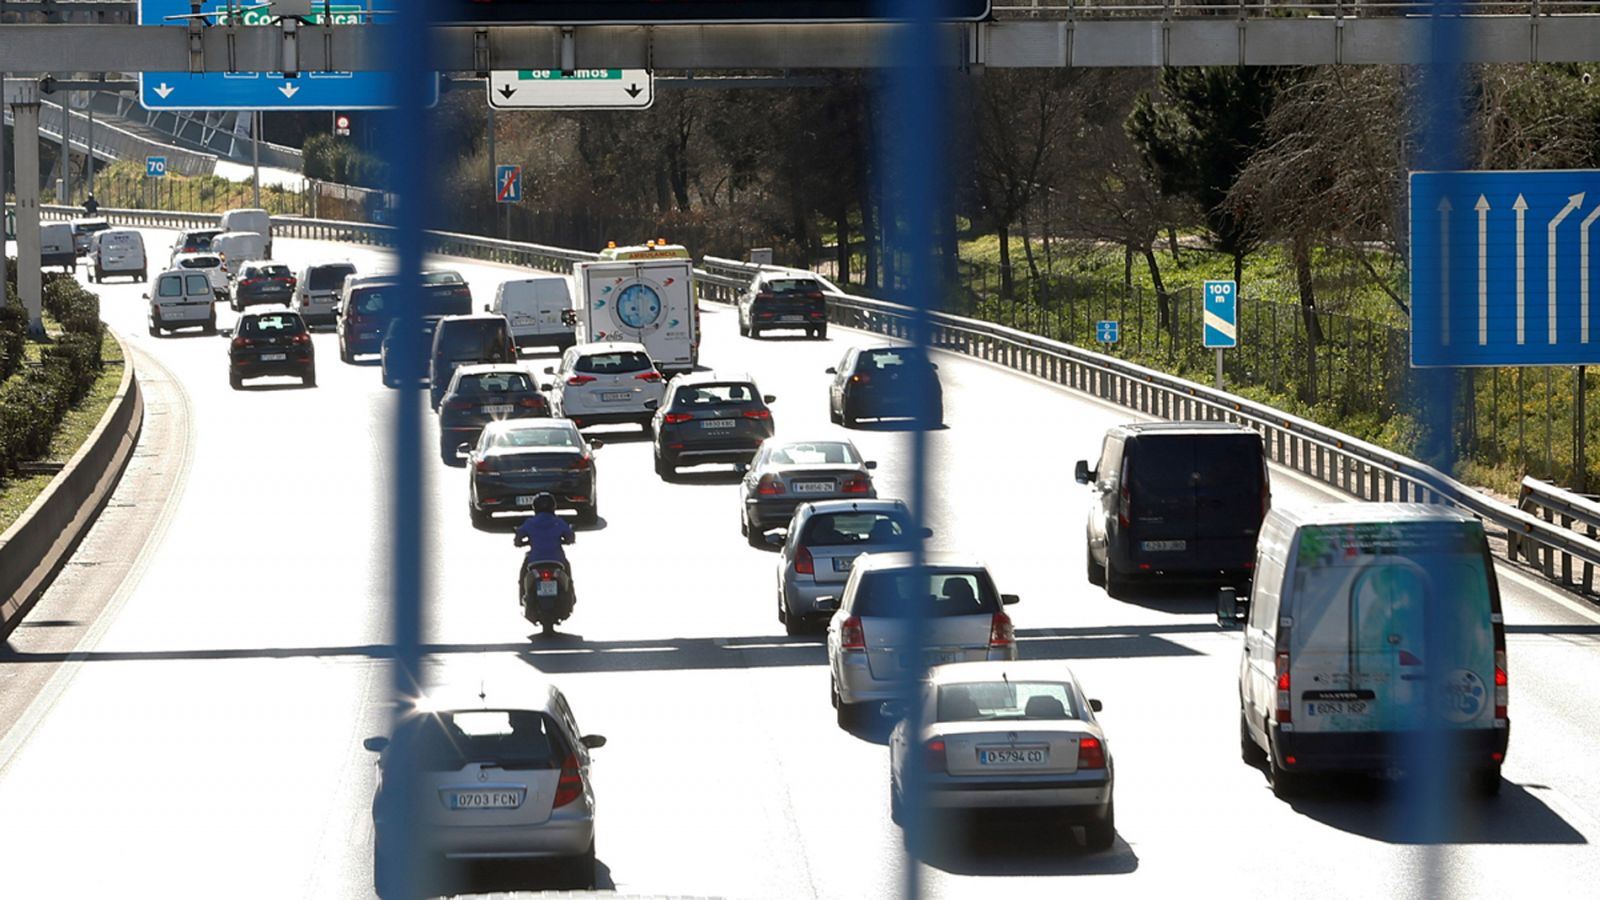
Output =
[
  {"x1": 770, "y1": 499, "x2": 928, "y2": 635},
  {"x1": 823, "y1": 552, "x2": 1020, "y2": 727}
]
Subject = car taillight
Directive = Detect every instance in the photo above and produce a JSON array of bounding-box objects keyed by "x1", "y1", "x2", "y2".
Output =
[
  {"x1": 924, "y1": 739, "x2": 947, "y2": 773},
  {"x1": 840, "y1": 616, "x2": 865, "y2": 650},
  {"x1": 1077, "y1": 736, "x2": 1106, "y2": 770},
  {"x1": 553, "y1": 752, "x2": 584, "y2": 807},
  {"x1": 794, "y1": 545, "x2": 814, "y2": 575},
  {"x1": 806, "y1": 291, "x2": 825, "y2": 299},
  {"x1": 757, "y1": 474, "x2": 785, "y2": 496},
  {"x1": 241, "y1": 277, "x2": 260, "y2": 287},
  {"x1": 634, "y1": 370, "x2": 662, "y2": 382},
  {"x1": 1494, "y1": 649, "x2": 1508, "y2": 720},
  {"x1": 756, "y1": 292, "x2": 776, "y2": 302},
  {"x1": 474, "y1": 457, "x2": 497, "y2": 474},
  {"x1": 518, "y1": 396, "x2": 543, "y2": 409},
  {"x1": 1275, "y1": 650, "x2": 1292, "y2": 725},
  {"x1": 567, "y1": 374, "x2": 596, "y2": 386},
  {"x1": 663, "y1": 412, "x2": 694, "y2": 425},
  {"x1": 446, "y1": 399, "x2": 472, "y2": 411},
  {"x1": 988, "y1": 611, "x2": 1014, "y2": 648},
  {"x1": 742, "y1": 408, "x2": 771, "y2": 420},
  {"x1": 290, "y1": 333, "x2": 310, "y2": 345},
  {"x1": 569, "y1": 456, "x2": 592, "y2": 471},
  {"x1": 231, "y1": 337, "x2": 252, "y2": 349},
  {"x1": 1118, "y1": 458, "x2": 1133, "y2": 529},
  {"x1": 842, "y1": 475, "x2": 871, "y2": 494}
]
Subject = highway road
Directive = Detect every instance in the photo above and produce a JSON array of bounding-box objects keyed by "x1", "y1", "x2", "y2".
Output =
[{"x1": 2, "y1": 228, "x2": 1599, "y2": 898}]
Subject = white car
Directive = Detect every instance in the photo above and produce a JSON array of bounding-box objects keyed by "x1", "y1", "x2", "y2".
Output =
[
  {"x1": 887, "y1": 660, "x2": 1115, "y2": 850},
  {"x1": 171, "y1": 252, "x2": 229, "y2": 299},
  {"x1": 545, "y1": 341, "x2": 666, "y2": 431}
]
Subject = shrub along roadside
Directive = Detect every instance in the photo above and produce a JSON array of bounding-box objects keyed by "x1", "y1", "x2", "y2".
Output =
[{"x1": 0, "y1": 273, "x2": 107, "y2": 483}]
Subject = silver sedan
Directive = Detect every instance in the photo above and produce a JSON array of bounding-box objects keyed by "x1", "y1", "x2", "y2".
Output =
[
  {"x1": 739, "y1": 439, "x2": 877, "y2": 547},
  {"x1": 887, "y1": 660, "x2": 1116, "y2": 850},
  {"x1": 769, "y1": 498, "x2": 928, "y2": 635}
]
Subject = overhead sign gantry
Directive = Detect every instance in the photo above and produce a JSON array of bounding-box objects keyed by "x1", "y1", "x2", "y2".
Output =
[{"x1": 439, "y1": 1, "x2": 993, "y2": 24}]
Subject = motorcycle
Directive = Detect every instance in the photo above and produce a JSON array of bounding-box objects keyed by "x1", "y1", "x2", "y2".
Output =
[{"x1": 515, "y1": 533, "x2": 575, "y2": 635}]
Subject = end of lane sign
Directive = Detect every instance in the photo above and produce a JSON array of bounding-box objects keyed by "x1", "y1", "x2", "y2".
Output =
[{"x1": 488, "y1": 69, "x2": 654, "y2": 110}]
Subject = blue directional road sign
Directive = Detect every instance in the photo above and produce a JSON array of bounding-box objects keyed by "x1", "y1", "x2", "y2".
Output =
[
  {"x1": 1411, "y1": 170, "x2": 1600, "y2": 367},
  {"x1": 137, "y1": 1, "x2": 437, "y2": 110},
  {"x1": 1203, "y1": 280, "x2": 1238, "y2": 348},
  {"x1": 1096, "y1": 320, "x2": 1119, "y2": 344},
  {"x1": 146, "y1": 156, "x2": 167, "y2": 178},
  {"x1": 495, "y1": 165, "x2": 522, "y2": 204}
]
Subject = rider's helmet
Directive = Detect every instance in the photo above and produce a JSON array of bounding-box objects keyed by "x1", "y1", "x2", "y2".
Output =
[{"x1": 532, "y1": 492, "x2": 557, "y2": 513}]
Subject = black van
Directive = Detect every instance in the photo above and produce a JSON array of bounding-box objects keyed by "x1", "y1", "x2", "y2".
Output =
[
  {"x1": 428, "y1": 313, "x2": 517, "y2": 409},
  {"x1": 1075, "y1": 422, "x2": 1270, "y2": 596}
]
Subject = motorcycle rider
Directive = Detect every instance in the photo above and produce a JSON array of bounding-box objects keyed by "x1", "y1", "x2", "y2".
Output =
[
  {"x1": 513, "y1": 492, "x2": 574, "y2": 601},
  {"x1": 82, "y1": 193, "x2": 99, "y2": 216}
]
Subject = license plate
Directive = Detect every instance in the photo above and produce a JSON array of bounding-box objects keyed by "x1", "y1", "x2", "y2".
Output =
[
  {"x1": 780, "y1": 315, "x2": 805, "y2": 322},
  {"x1": 515, "y1": 495, "x2": 539, "y2": 506},
  {"x1": 979, "y1": 746, "x2": 1049, "y2": 766},
  {"x1": 481, "y1": 404, "x2": 513, "y2": 414},
  {"x1": 1141, "y1": 540, "x2": 1187, "y2": 551},
  {"x1": 261, "y1": 353, "x2": 287, "y2": 361},
  {"x1": 600, "y1": 391, "x2": 630, "y2": 402},
  {"x1": 702, "y1": 419, "x2": 735, "y2": 429},
  {"x1": 792, "y1": 481, "x2": 836, "y2": 493},
  {"x1": 536, "y1": 580, "x2": 559, "y2": 597},
  {"x1": 833, "y1": 557, "x2": 854, "y2": 572},
  {"x1": 1306, "y1": 701, "x2": 1368, "y2": 717},
  {"x1": 449, "y1": 790, "x2": 525, "y2": 810},
  {"x1": 904, "y1": 651, "x2": 961, "y2": 669}
]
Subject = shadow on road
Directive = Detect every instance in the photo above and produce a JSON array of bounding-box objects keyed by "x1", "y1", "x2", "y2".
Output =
[
  {"x1": 915, "y1": 811, "x2": 1141, "y2": 877},
  {"x1": 1280, "y1": 777, "x2": 1588, "y2": 845}
]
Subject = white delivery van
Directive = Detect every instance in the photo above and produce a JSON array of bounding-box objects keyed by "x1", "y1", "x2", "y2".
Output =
[
  {"x1": 491, "y1": 275, "x2": 575, "y2": 352},
  {"x1": 1221, "y1": 503, "x2": 1508, "y2": 798},
  {"x1": 294, "y1": 261, "x2": 357, "y2": 326},
  {"x1": 220, "y1": 208, "x2": 273, "y2": 257},
  {"x1": 40, "y1": 222, "x2": 77, "y2": 271},
  {"x1": 87, "y1": 228, "x2": 147, "y2": 283},
  {"x1": 572, "y1": 243, "x2": 698, "y2": 374},
  {"x1": 212, "y1": 231, "x2": 269, "y2": 280},
  {"x1": 146, "y1": 268, "x2": 217, "y2": 336}
]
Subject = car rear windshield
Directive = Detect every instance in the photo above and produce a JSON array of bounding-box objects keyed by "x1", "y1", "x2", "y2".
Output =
[
  {"x1": 859, "y1": 348, "x2": 928, "y2": 372},
  {"x1": 763, "y1": 278, "x2": 823, "y2": 294},
  {"x1": 308, "y1": 264, "x2": 355, "y2": 290},
  {"x1": 437, "y1": 321, "x2": 508, "y2": 356},
  {"x1": 1127, "y1": 433, "x2": 1262, "y2": 494},
  {"x1": 179, "y1": 256, "x2": 220, "y2": 269},
  {"x1": 493, "y1": 426, "x2": 579, "y2": 449},
  {"x1": 673, "y1": 382, "x2": 759, "y2": 405},
  {"x1": 421, "y1": 285, "x2": 473, "y2": 317},
  {"x1": 181, "y1": 233, "x2": 217, "y2": 251},
  {"x1": 852, "y1": 570, "x2": 999, "y2": 618},
  {"x1": 398, "y1": 710, "x2": 567, "y2": 772},
  {"x1": 458, "y1": 372, "x2": 533, "y2": 395},
  {"x1": 156, "y1": 276, "x2": 184, "y2": 297},
  {"x1": 936, "y1": 681, "x2": 1078, "y2": 723},
  {"x1": 576, "y1": 351, "x2": 652, "y2": 375},
  {"x1": 802, "y1": 511, "x2": 909, "y2": 547},
  {"x1": 248, "y1": 264, "x2": 292, "y2": 279},
  {"x1": 769, "y1": 442, "x2": 859, "y2": 465},
  {"x1": 240, "y1": 313, "x2": 306, "y2": 336},
  {"x1": 352, "y1": 288, "x2": 389, "y2": 315},
  {"x1": 422, "y1": 270, "x2": 465, "y2": 285}
]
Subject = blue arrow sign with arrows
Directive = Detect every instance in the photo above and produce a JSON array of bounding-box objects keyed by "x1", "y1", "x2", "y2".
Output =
[{"x1": 1411, "y1": 170, "x2": 1600, "y2": 367}]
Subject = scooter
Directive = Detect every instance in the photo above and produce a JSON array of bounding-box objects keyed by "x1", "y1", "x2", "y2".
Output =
[{"x1": 515, "y1": 533, "x2": 576, "y2": 635}]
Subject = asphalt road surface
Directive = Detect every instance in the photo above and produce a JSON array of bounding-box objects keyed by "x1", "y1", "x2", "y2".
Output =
[{"x1": 2, "y1": 229, "x2": 1598, "y2": 898}]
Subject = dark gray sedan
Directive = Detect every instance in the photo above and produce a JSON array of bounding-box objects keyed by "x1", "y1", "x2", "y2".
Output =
[
  {"x1": 461, "y1": 419, "x2": 601, "y2": 527},
  {"x1": 739, "y1": 439, "x2": 876, "y2": 547}
]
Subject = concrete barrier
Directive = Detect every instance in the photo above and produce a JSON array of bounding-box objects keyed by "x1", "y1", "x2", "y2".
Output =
[{"x1": 0, "y1": 329, "x2": 142, "y2": 639}]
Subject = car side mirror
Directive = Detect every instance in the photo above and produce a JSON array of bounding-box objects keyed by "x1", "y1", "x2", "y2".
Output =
[
  {"x1": 483, "y1": 304, "x2": 491, "y2": 312},
  {"x1": 644, "y1": 399, "x2": 659, "y2": 410},
  {"x1": 919, "y1": 527, "x2": 934, "y2": 538},
  {"x1": 1001, "y1": 593, "x2": 1020, "y2": 605},
  {"x1": 140, "y1": 293, "x2": 149, "y2": 300},
  {"x1": 580, "y1": 734, "x2": 607, "y2": 750},
  {"x1": 1089, "y1": 699, "x2": 1104, "y2": 713},
  {"x1": 825, "y1": 367, "x2": 837, "y2": 375},
  {"x1": 864, "y1": 460, "x2": 878, "y2": 470},
  {"x1": 735, "y1": 462, "x2": 751, "y2": 475},
  {"x1": 362, "y1": 736, "x2": 389, "y2": 753},
  {"x1": 455, "y1": 442, "x2": 472, "y2": 460},
  {"x1": 219, "y1": 327, "x2": 234, "y2": 338},
  {"x1": 543, "y1": 367, "x2": 555, "y2": 375},
  {"x1": 589, "y1": 439, "x2": 605, "y2": 449},
  {"x1": 763, "y1": 394, "x2": 777, "y2": 404},
  {"x1": 764, "y1": 532, "x2": 785, "y2": 547},
  {"x1": 1074, "y1": 460, "x2": 1092, "y2": 484},
  {"x1": 540, "y1": 382, "x2": 553, "y2": 392},
  {"x1": 1217, "y1": 587, "x2": 1248, "y2": 629},
  {"x1": 816, "y1": 596, "x2": 840, "y2": 613},
  {"x1": 879, "y1": 700, "x2": 908, "y2": 720}
]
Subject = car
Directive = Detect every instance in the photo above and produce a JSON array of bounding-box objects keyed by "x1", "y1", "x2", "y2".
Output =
[
  {"x1": 650, "y1": 372, "x2": 775, "y2": 479},
  {"x1": 86, "y1": 228, "x2": 146, "y2": 283},
  {"x1": 230, "y1": 260, "x2": 297, "y2": 312},
  {"x1": 171, "y1": 252, "x2": 229, "y2": 299},
  {"x1": 737, "y1": 271, "x2": 829, "y2": 339},
  {"x1": 1221, "y1": 503, "x2": 1509, "y2": 798},
  {"x1": 770, "y1": 499, "x2": 928, "y2": 635},
  {"x1": 886, "y1": 660, "x2": 1115, "y2": 850},
  {"x1": 822, "y1": 552, "x2": 1019, "y2": 727},
  {"x1": 429, "y1": 313, "x2": 518, "y2": 409},
  {"x1": 1074, "y1": 421, "x2": 1269, "y2": 597},
  {"x1": 423, "y1": 268, "x2": 473, "y2": 307},
  {"x1": 492, "y1": 275, "x2": 577, "y2": 352},
  {"x1": 462, "y1": 418, "x2": 602, "y2": 527},
  {"x1": 546, "y1": 341, "x2": 666, "y2": 431},
  {"x1": 293, "y1": 261, "x2": 357, "y2": 326},
  {"x1": 739, "y1": 439, "x2": 877, "y2": 548},
  {"x1": 220, "y1": 207, "x2": 273, "y2": 257},
  {"x1": 39, "y1": 222, "x2": 77, "y2": 272},
  {"x1": 380, "y1": 317, "x2": 440, "y2": 388},
  {"x1": 168, "y1": 227, "x2": 223, "y2": 264},
  {"x1": 337, "y1": 280, "x2": 396, "y2": 361},
  {"x1": 828, "y1": 345, "x2": 943, "y2": 427},
  {"x1": 437, "y1": 364, "x2": 550, "y2": 460},
  {"x1": 69, "y1": 217, "x2": 111, "y2": 256},
  {"x1": 228, "y1": 309, "x2": 315, "y2": 389},
  {"x1": 364, "y1": 680, "x2": 605, "y2": 894},
  {"x1": 146, "y1": 268, "x2": 217, "y2": 336}
]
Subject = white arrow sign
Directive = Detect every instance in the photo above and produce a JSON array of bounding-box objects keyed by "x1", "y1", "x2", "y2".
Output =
[
  {"x1": 278, "y1": 83, "x2": 300, "y2": 99},
  {"x1": 1438, "y1": 197, "x2": 1452, "y2": 345},
  {"x1": 153, "y1": 82, "x2": 175, "y2": 99},
  {"x1": 1546, "y1": 192, "x2": 1585, "y2": 344},
  {"x1": 1475, "y1": 195, "x2": 1489, "y2": 346},
  {"x1": 1582, "y1": 201, "x2": 1600, "y2": 344},
  {"x1": 1514, "y1": 194, "x2": 1528, "y2": 345},
  {"x1": 487, "y1": 69, "x2": 654, "y2": 110}
]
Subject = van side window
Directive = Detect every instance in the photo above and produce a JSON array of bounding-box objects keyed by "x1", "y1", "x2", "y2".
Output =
[
  {"x1": 1250, "y1": 552, "x2": 1282, "y2": 629},
  {"x1": 1096, "y1": 436, "x2": 1123, "y2": 487}
]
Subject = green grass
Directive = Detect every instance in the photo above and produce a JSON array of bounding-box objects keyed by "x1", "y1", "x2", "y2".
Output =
[{"x1": 0, "y1": 328, "x2": 124, "y2": 534}]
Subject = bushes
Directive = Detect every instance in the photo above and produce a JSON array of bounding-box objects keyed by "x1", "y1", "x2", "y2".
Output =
[
  {"x1": 43, "y1": 277, "x2": 101, "y2": 338},
  {"x1": 0, "y1": 296, "x2": 25, "y2": 383},
  {"x1": 0, "y1": 277, "x2": 106, "y2": 481}
]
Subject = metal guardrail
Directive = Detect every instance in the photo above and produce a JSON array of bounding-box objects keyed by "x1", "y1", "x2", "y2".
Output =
[
  {"x1": 36, "y1": 207, "x2": 1598, "y2": 599},
  {"x1": 1510, "y1": 478, "x2": 1600, "y2": 594},
  {"x1": 699, "y1": 255, "x2": 1600, "y2": 599}
]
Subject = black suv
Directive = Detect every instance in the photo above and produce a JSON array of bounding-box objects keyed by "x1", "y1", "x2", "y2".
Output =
[
  {"x1": 651, "y1": 372, "x2": 776, "y2": 479},
  {"x1": 229, "y1": 310, "x2": 315, "y2": 389},
  {"x1": 428, "y1": 313, "x2": 517, "y2": 409},
  {"x1": 1074, "y1": 422, "x2": 1269, "y2": 597},
  {"x1": 827, "y1": 345, "x2": 943, "y2": 427},
  {"x1": 738, "y1": 272, "x2": 829, "y2": 339}
]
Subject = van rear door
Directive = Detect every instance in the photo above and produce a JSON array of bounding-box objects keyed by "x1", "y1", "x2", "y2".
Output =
[{"x1": 1124, "y1": 436, "x2": 1197, "y2": 555}]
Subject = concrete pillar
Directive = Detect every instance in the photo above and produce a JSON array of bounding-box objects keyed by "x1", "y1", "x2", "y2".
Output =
[
  {"x1": 2, "y1": 75, "x2": 8, "y2": 304},
  {"x1": 56, "y1": 92, "x2": 70, "y2": 204},
  {"x1": 8, "y1": 80, "x2": 43, "y2": 333}
]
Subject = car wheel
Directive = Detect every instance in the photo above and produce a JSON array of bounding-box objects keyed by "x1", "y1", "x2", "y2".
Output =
[
  {"x1": 1083, "y1": 801, "x2": 1116, "y2": 851},
  {"x1": 1240, "y1": 709, "x2": 1267, "y2": 767},
  {"x1": 829, "y1": 399, "x2": 842, "y2": 425},
  {"x1": 139, "y1": 270, "x2": 147, "y2": 282},
  {"x1": 1268, "y1": 735, "x2": 1303, "y2": 799},
  {"x1": 889, "y1": 779, "x2": 904, "y2": 825},
  {"x1": 469, "y1": 504, "x2": 491, "y2": 529},
  {"x1": 89, "y1": 267, "x2": 98, "y2": 283},
  {"x1": 203, "y1": 315, "x2": 217, "y2": 335},
  {"x1": 339, "y1": 340, "x2": 352, "y2": 364},
  {"x1": 750, "y1": 325, "x2": 762, "y2": 339},
  {"x1": 229, "y1": 372, "x2": 243, "y2": 390},
  {"x1": 562, "y1": 840, "x2": 597, "y2": 890},
  {"x1": 148, "y1": 321, "x2": 161, "y2": 337},
  {"x1": 1473, "y1": 766, "x2": 1503, "y2": 797},
  {"x1": 302, "y1": 370, "x2": 317, "y2": 388},
  {"x1": 738, "y1": 316, "x2": 749, "y2": 337},
  {"x1": 836, "y1": 699, "x2": 857, "y2": 729},
  {"x1": 743, "y1": 511, "x2": 765, "y2": 548},
  {"x1": 576, "y1": 501, "x2": 599, "y2": 526},
  {"x1": 815, "y1": 324, "x2": 828, "y2": 340},
  {"x1": 1085, "y1": 538, "x2": 1106, "y2": 586},
  {"x1": 841, "y1": 403, "x2": 858, "y2": 428},
  {"x1": 1104, "y1": 560, "x2": 1130, "y2": 600},
  {"x1": 654, "y1": 451, "x2": 673, "y2": 481}
]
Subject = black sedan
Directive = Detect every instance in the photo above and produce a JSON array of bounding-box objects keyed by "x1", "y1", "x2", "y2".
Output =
[
  {"x1": 827, "y1": 345, "x2": 943, "y2": 427},
  {"x1": 229, "y1": 310, "x2": 315, "y2": 389},
  {"x1": 462, "y1": 419, "x2": 601, "y2": 527},
  {"x1": 651, "y1": 372, "x2": 776, "y2": 479},
  {"x1": 437, "y1": 364, "x2": 551, "y2": 460}
]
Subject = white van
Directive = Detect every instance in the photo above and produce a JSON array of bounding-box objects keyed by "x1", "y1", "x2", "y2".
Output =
[
  {"x1": 293, "y1": 261, "x2": 357, "y2": 326},
  {"x1": 491, "y1": 275, "x2": 576, "y2": 351},
  {"x1": 220, "y1": 208, "x2": 273, "y2": 257},
  {"x1": 40, "y1": 222, "x2": 77, "y2": 271},
  {"x1": 212, "y1": 231, "x2": 269, "y2": 280},
  {"x1": 146, "y1": 268, "x2": 218, "y2": 336},
  {"x1": 87, "y1": 228, "x2": 147, "y2": 283},
  {"x1": 1220, "y1": 503, "x2": 1508, "y2": 798}
]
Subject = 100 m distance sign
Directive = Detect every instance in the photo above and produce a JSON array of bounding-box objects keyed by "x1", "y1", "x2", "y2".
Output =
[{"x1": 441, "y1": 1, "x2": 992, "y2": 23}]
